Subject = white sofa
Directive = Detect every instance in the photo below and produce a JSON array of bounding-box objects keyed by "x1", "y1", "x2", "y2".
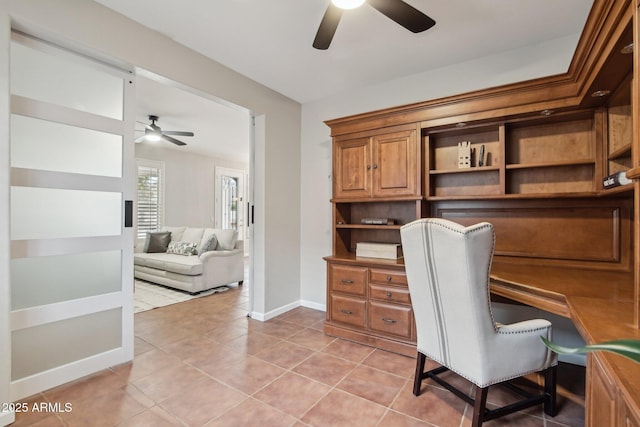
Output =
[{"x1": 134, "y1": 226, "x2": 244, "y2": 294}]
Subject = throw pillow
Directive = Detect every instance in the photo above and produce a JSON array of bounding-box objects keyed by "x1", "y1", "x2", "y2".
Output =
[
  {"x1": 197, "y1": 234, "x2": 218, "y2": 255},
  {"x1": 144, "y1": 231, "x2": 172, "y2": 253},
  {"x1": 167, "y1": 241, "x2": 198, "y2": 256}
]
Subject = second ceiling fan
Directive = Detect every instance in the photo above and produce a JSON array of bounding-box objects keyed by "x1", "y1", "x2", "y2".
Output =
[
  {"x1": 313, "y1": 0, "x2": 436, "y2": 50},
  {"x1": 135, "y1": 115, "x2": 194, "y2": 146}
]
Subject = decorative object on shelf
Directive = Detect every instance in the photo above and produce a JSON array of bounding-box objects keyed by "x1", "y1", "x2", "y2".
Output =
[
  {"x1": 356, "y1": 242, "x2": 403, "y2": 259},
  {"x1": 478, "y1": 144, "x2": 485, "y2": 167},
  {"x1": 541, "y1": 337, "x2": 640, "y2": 364},
  {"x1": 361, "y1": 218, "x2": 395, "y2": 225},
  {"x1": 603, "y1": 170, "x2": 632, "y2": 189},
  {"x1": 457, "y1": 141, "x2": 471, "y2": 168}
]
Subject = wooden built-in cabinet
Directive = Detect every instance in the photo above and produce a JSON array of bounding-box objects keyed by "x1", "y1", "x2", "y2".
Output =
[{"x1": 325, "y1": 0, "x2": 639, "y2": 424}]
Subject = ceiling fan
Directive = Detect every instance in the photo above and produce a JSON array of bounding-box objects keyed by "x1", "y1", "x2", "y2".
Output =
[
  {"x1": 313, "y1": 0, "x2": 436, "y2": 50},
  {"x1": 135, "y1": 115, "x2": 194, "y2": 146}
]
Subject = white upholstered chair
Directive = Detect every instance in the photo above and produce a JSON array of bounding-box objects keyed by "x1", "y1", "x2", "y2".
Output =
[{"x1": 400, "y1": 218, "x2": 557, "y2": 427}]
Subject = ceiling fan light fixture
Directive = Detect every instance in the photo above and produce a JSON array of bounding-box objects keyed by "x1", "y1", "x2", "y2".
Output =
[
  {"x1": 145, "y1": 133, "x2": 162, "y2": 142},
  {"x1": 331, "y1": 0, "x2": 365, "y2": 10}
]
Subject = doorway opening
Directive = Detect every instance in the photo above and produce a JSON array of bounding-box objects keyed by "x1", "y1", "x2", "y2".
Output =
[{"x1": 133, "y1": 70, "x2": 254, "y2": 314}]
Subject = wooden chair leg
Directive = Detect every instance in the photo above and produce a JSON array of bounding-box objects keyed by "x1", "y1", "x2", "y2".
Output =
[
  {"x1": 413, "y1": 352, "x2": 426, "y2": 396},
  {"x1": 544, "y1": 365, "x2": 558, "y2": 416},
  {"x1": 472, "y1": 386, "x2": 488, "y2": 427}
]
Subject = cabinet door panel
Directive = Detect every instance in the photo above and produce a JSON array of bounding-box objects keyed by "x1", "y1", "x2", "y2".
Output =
[
  {"x1": 331, "y1": 295, "x2": 366, "y2": 328},
  {"x1": 334, "y1": 138, "x2": 371, "y2": 199},
  {"x1": 369, "y1": 268, "x2": 408, "y2": 286},
  {"x1": 372, "y1": 130, "x2": 418, "y2": 197},
  {"x1": 330, "y1": 264, "x2": 367, "y2": 296},
  {"x1": 370, "y1": 284, "x2": 411, "y2": 304},
  {"x1": 369, "y1": 301, "x2": 413, "y2": 338},
  {"x1": 587, "y1": 355, "x2": 617, "y2": 427}
]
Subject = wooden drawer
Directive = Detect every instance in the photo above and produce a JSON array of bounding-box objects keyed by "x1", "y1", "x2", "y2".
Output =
[
  {"x1": 369, "y1": 268, "x2": 407, "y2": 286},
  {"x1": 329, "y1": 264, "x2": 367, "y2": 296},
  {"x1": 331, "y1": 295, "x2": 366, "y2": 328},
  {"x1": 369, "y1": 283, "x2": 411, "y2": 304},
  {"x1": 368, "y1": 301, "x2": 413, "y2": 339}
]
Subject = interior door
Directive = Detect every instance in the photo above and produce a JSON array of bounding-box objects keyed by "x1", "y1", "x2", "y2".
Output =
[{"x1": 8, "y1": 31, "x2": 135, "y2": 400}]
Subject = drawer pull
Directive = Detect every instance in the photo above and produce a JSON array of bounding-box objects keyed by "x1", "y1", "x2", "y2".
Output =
[
  {"x1": 386, "y1": 292, "x2": 392, "y2": 298},
  {"x1": 341, "y1": 279, "x2": 354, "y2": 284},
  {"x1": 341, "y1": 309, "x2": 354, "y2": 315},
  {"x1": 386, "y1": 276, "x2": 392, "y2": 282},
  {"x1": 382, "y1": 318, "x2": 397, "y2": 324}
]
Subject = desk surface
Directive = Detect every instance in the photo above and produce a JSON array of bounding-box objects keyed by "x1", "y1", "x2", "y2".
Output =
[
  {"x1": 490, "y1": 262, "x2": 635, "y2": 317},
  {"x1": 489, "y1": 261, "x2": 640, "y2": 421}
]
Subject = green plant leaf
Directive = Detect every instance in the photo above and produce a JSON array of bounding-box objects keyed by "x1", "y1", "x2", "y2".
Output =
[{"x1": 540, "y1": 337, "x2": 640, "y2": 364}]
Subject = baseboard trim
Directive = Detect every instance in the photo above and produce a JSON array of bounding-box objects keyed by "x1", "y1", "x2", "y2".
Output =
[
  {"x1": 249, "y1": 300, "x2": 326, "y2": 322},
  {"x1": 300, "y1": 300, "x2": 326, "y2": 312},
  {"x1": 0, "y1": 410, "x2": 15, "y2": 427}
]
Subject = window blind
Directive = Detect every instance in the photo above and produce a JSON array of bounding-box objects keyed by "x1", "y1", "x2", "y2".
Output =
[{"x1": 136, "y1": 162, "x2": 163, "y2": 239}]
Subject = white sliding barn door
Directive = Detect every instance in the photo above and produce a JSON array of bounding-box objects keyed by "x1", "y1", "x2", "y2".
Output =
[{"x1": 8, "y1": 32, "x2": 135, "y2": 400}]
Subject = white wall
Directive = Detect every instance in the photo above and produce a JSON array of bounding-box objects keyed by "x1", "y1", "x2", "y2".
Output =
[
  {"x1": 135, "y1": 144, "x2": 248, "y2": 229},
  {"x1": 299, "y1": 35, "x2": 581, "y2": 308}
]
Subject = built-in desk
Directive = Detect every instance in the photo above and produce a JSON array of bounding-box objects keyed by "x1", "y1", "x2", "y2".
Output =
[{"x1": 489, "y1": 262, "x2": 640, "y2": 426}]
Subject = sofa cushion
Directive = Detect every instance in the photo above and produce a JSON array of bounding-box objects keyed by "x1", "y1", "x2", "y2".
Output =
[
  {"x1": 161, "y1": 226, "x2": 186, "y2": 242},
  {"x1": 181, "y1": 228, "x2": 204, "y2": 245},
  {"x1": 167, "y1": 241, "x2": 198, "y2": 256},
  {"x1": 215, "y1": 229, "x2": 238, "y2": 250},
  {"x1": 201, "y1": 228, "x2": 238, "y2": 251},
  {"x1": 134, "y1": 253, "x2": 203, "y2": 275},
  {"x1": 143, "y1": 231, "x2": 171, "y2": 253},
  {"x1": 197, "y1": 234, "x2": 218, "y2": 255}
]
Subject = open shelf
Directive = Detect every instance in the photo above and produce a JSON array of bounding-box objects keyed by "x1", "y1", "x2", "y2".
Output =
[
  {"x1": 506, "y1": 159, "x2": 595, "y2": 170},
  {"x1": 429, "y1": 165, "x2": 500, "y2": 175}
]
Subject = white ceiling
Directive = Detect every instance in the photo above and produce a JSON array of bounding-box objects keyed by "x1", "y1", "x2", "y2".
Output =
[
  {"x1": 97, "y1": 0, "x2": 594, "y2": 160},
  {"x1": 135, "y1": 76, "x2": 251, "y2": 163}
]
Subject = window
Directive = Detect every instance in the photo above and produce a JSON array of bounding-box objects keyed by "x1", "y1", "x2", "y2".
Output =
[{"x1": 136, "y1": 160, "x2": 164, "y2": 239}]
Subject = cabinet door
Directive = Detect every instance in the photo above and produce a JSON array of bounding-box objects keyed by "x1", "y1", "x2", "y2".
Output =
[
  {"x1": 368, "y1": 301, "x2": 413, "y2": 339},
  {"x1": 587, "y1": 354, "x2": 617, "y2": 427},
  {"x1": 620, "y1": 395, "x2": 640, "y2": 427},
  {"x1": 334, "y1": 137, "x2": 371, "y2": 199},
  {"x1": 371, "y1": 129, "x2": 418, "y2": 197},
  {"x1": 329, "y1": 264, "x2": 367, "y2": 296},
  {"x1": 331, "y1": 295, "x2": 366, "y2": 328}
]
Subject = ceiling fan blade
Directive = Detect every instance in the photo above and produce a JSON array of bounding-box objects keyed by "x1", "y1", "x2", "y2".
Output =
[
  {"x1": 136, "y1": 121, "x2": 155, "y2": 131},
  {"x1": 368, "y1": 0, "x2": 436, "y2": 33},
  {"x1": 134, "y1": 135, "x2": 146, "y2": 143},
  {"x1": 313, "y1": 4, "x2": 343, "y2": 50},
  {"x1": 162, "y1": 131, "x2": 194, "y2": 137},
  {"x1": 162, "y1": 135, "x2": 187, "y2": 146}
]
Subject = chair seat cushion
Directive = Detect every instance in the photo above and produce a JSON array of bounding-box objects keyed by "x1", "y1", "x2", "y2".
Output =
[{"x1": 134, "y1": 253, "x2": 203, "y2": 276}]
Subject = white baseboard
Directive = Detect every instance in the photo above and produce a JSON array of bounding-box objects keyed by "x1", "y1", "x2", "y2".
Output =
[
  {"x1": 249, "y1": 300, "x2": 326, "y2": 322},
  {"x1": 300, "y1": 300, "x2": 326, "y2": 312},
  {"x1": 11, "y1": 347, "x2": 130, "y2": 401},
  {"x1": 0, "y1": 410, "x2": 15, "y2": 427}
]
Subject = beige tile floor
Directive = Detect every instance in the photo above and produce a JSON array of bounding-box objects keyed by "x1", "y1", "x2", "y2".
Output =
[{"x1": 12, "y1": 282, "x2": 586, "y2": 426}]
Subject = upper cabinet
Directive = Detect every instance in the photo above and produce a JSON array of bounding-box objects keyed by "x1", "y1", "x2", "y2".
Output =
[{"x1": 333, "y1": 125, "x2": 420, "y2": 200}]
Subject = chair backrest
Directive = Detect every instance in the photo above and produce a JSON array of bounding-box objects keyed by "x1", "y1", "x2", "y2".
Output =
[{"x1": 400, "y1": 218, "x2": 497, "y2": 376}]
